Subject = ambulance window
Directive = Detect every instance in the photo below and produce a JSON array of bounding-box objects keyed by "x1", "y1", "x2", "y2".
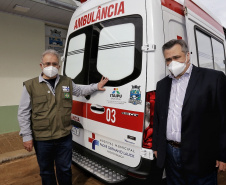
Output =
[
  {"x1": 212, "y1": 38, "x2": 226, "y2": 73},
  {"x1": 88, "y1": 15, "x2": 142, "y2": 86},
  {"x1": 65, "y1": 34, "x2": 86, "y2": 79},
  {"x1": 196, "y1": 30, "x2": 214, "y2": 69},
  {"x1": 97, "y1": 23, "x2": 135, "y2": 80},
  {"x1": 64, "y1": 26, "x2": 92, "y2": 85}
]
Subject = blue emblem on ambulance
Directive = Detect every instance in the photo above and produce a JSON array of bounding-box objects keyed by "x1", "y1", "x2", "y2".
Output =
[{"x1": 129, "y1": 85, "x2": 142, "y2": 105}]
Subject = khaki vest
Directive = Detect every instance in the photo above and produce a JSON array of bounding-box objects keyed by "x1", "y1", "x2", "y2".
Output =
[{"x1": 24, "y1": 75, "x2": 73, "y2": 141}]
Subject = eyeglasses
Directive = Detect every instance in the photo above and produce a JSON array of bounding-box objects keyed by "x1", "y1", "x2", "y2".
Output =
[{"x1": 42, "y1": 62, "x2": 59, "y2": 67}]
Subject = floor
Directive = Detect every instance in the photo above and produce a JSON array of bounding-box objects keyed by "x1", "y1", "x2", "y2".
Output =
[
  {"x1": 0, "y1": 132, "x2": 23, "y2": 154},
  {"x1": 0, "y1": 155, "x2": 104, "y2": 185}
]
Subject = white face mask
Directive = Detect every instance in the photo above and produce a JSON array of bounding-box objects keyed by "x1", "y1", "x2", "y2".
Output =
[
  {"x1": 43, "y1": 66, "x2": 58, "y2": 78},
  {"x1": 168, "y1": 54, "x2": 188, "y2": 77}
]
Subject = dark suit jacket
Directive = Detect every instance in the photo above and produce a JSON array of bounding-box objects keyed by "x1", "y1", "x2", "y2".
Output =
[{"x1": 152, "y1": 65, "x2": 226, "y2": 175}]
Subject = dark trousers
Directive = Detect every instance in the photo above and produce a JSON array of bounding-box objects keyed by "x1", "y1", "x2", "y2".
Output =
[
  {"x1": 34, "y1": 133, "x2": 72, "y2": 185},
  {"x1": 165, "y1": 143, "x2": 218, "y2": 185}
]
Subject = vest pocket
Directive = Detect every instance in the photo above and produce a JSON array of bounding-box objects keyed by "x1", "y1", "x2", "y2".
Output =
[
  {"x1": 63, "y1": 99, "x2": 72, "y2": 108},
  {"x1": 33, "y1": 95, "x2": 48, "y2": 113},
  {"x1": 63, "y1": 115, "x2": 72, "y2": 131},
  {"x1": 32, "y1": 119, "x2": 51, "y2": 138},
  {"x1": 63, "y1": 99, "x2": 72, "y2": 116}
]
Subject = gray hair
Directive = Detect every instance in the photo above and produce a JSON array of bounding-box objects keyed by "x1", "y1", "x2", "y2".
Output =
[
  {"x1": 41, "y1": 49, "x2": 61, "y2": 63},
  {"x1": 162, "y1": 39, "x2": 189, "y2": 54}
]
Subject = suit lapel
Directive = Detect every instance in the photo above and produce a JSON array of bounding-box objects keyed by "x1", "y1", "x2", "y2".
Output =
[{"x1": 183, "y1": 65, "x2": 200, "y2": 107}]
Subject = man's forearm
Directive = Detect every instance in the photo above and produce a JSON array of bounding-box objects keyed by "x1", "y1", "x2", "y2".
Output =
[
  {"x1": 72, "y1": 82, "x2": 98, "y2": 96},
  {"x1": 18, "y1": 86, "x2": 33, "y2": 142}
]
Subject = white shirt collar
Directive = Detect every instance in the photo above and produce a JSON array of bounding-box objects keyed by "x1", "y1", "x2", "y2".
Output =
[{"x1": 39, "y1": 73, "x2": 60, "y2": 83}]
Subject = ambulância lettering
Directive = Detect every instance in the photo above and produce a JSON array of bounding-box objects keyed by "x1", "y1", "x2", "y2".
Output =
[{"x1": 74, "y1": 1, "x2": 125, "y2": 30}]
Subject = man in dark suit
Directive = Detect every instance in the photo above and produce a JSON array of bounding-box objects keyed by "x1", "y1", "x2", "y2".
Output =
[{"x1": 152, "y1": 39, "x2": 226, "y2": 185}]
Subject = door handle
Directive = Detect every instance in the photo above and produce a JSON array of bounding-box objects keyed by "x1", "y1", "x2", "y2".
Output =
[{"x1": 90, "y1": 104, "x2": 105, "y2": 114}]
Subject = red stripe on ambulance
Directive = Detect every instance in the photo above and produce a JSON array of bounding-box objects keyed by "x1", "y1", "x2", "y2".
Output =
[
  {"x1": 71, "y1": 100, "x2": 144, "y2": 132},
  {"x1": 71, "y1": 101, "x2": 87, "y2": 118},
  {"x1": 87, "y1": 103, "x2": 144, "y2": 132},
  {"x1": 161, "y1": 0, "x2": 184, "y2": 16},
  {"x1": 186, "y1": 0, "x2": 224, "y2": 34}
]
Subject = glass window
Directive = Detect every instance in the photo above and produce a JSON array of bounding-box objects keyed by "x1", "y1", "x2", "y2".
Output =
[
  {"x1": 212, "y1": 38, "x2": 225, "y2": 73},
  {"x1": 196, "y1": 30, "x2": 214, "y2": 69},
  {"x1": 88, "y1": 15, "x2": 142, "y2": 86},
  {"x1": 64, "y1": 15, "x2": 142, "y2": 86},
  {"x1": 97, "y1": 23, "x2": 135, "y2": 81},
  {"x1": 65, "y1": 34, "x2": 86, "y2": 79},
  {"x1": 64, "y1": 26, "x2": 92, "y2": 85}
]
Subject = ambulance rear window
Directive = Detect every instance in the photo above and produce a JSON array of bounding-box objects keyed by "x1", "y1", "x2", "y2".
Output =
[
  {"x1": 89, "y1": 15, "x2": 142, "y2": 86},
  {"x1": 97, "y1": 23, "x2": 135, "y2": 81},
  {"x1": 65, "y1": 33, "x2": 86, "y2": 79},
  {"x1": 64, "y1": 26, "x2": 92, "y2": 84},
  {"x1": 64, "y1": 15, "x2": 142, "y2": 86}
]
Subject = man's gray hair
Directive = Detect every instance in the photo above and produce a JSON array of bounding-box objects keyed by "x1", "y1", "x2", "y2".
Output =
[
  {"x1": 41, "y1": 49, "x2": 61, "y2": 63},
  {"x1": 162, "y1": 39, "x2": 189, "y2": 54}
]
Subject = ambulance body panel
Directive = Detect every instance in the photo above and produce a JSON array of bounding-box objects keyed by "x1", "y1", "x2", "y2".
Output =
[
  {"x1": 62, "y1": 0, "x2": 226, "y2": 183},
  {"x1": 66, "y1": 0, "x2": 148, "y2": 169}
]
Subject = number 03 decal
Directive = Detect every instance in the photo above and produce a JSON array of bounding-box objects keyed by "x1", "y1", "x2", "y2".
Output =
[{"x1": 106, "y1": 108, "x2": 116, "y2": 123}]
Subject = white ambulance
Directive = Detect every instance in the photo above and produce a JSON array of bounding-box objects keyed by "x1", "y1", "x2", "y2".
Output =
[{"x1": 62, "y1": 0, "x2": 226, "y2": 183}]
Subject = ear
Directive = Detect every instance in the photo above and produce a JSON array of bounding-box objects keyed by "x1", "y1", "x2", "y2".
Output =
[
  {"x1": 187, "y1": 52, "x2": 190, "y2": 62},
  {"x1": 40, "y1": 63, "x2": 43, "y2": 69}
]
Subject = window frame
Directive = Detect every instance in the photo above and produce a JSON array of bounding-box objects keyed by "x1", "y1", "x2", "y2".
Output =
[
  {"x1": 63, "y1": 25, "x2": 93, "y2": 85},
  {"x1": 211, "y1": 37, "x2": 226, "y2": 72},
  {"x1": 89, "y1": 15, "x2": 143, "y2": 86},
  {"x1": 194, "y1": 26, "x2": 226, "y2": 73}
]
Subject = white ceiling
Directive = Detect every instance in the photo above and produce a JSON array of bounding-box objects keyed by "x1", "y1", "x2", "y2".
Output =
[{"x1": 0, "y1": 0, "x2": 77, "y2": 27}]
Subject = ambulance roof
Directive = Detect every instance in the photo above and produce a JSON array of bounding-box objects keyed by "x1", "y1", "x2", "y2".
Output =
[{"x1": 191, "y1": 0, "x2": 222, "y2": 26}]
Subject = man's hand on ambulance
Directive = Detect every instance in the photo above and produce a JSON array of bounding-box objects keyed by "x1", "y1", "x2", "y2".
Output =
[
  {"x1": 216, "y1": 161, "x2": 226, "y2": 172},
  {"x1": 98, "y1": 76, "x2": 109, "y2": 91},
  {"x1": 23, "y1": 140, "x2": 33, "y2": 152}
]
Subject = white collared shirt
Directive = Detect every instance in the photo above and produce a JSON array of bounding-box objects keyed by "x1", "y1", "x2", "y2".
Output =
[{"x1": 166, "y1": 64, "x2": 193, "y2": 142}]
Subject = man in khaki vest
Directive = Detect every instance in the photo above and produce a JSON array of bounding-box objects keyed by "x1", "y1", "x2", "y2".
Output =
[{"x1": 18, "y1": 49, "x2": 108, "y2": 185}]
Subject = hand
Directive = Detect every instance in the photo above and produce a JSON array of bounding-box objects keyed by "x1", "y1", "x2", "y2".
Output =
[
  {"x1": 216, "y1": 160, "x2": 226, "y2": 172},
  {"x1": 98, "y1": 76, "x2": 109, "y2": 91},
  {"x1": 23, "y1": 140, "x2": 33, "y2": 152},
  {"x1": 154, "y1": 151, "x2": 157, "y2": 158}
]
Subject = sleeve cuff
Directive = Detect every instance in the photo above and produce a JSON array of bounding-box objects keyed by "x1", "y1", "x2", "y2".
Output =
[
  {"x1": 22, "y1": 135, "x2": 33, "y2": 142},
  {"x1": 90, "y1": 83, "x2": 98, "y2": 92},
  {"x1": 95, "y1": 83, "x2": 98, "y2": 90},
  {"x1": 93, "y1": 83, "x2": 98, "y2": 91}
]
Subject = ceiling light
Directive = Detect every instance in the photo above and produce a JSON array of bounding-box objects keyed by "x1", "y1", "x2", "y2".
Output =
[{"x1": 13, "y1": 5, "x2": 30, "y2": 13}]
